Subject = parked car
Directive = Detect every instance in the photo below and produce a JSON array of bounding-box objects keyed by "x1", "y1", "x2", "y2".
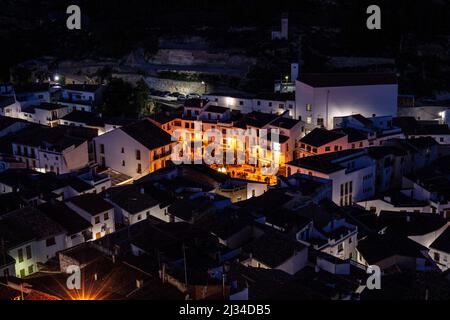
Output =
[{"x1": 187, "y1": 93, "x2": 201, "y2": 99}]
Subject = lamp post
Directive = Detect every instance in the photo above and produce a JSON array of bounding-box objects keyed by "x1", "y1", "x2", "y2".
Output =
[{"x1": 201, "y1": 81, "x2": 207, "y2": 94}]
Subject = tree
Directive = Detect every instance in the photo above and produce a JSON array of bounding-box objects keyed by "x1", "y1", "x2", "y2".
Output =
[
  {"x1": 134, "y1": 79, "x2": 151, "y2": 114},
  {"x1": 11, "y1": 66, "x2": 32, "y2": 85},
  {"x1": 100, "y1": 78, "x2": 138, "y2": 118},
  {"x1": 100, "y1": 78, "x2": 154, "y2": 118},
  {"x1": 96, "y1": 66, "x2": 113, "y2": 84}
]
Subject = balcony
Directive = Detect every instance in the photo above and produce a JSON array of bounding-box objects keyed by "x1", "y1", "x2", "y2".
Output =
[{"x1": 153, "y1": 150, "x2": 172, "y2": 160}]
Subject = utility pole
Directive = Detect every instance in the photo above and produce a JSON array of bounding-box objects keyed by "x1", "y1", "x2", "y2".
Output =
[
  {"x1": 183, "y1": 243, "x2": 188, "y2": 292},
  {"x1": 326, "y1": 90, "x2": 330, "y2": 128},
  {"x1": 1, "y1": 237, "x2": 8, "y2": 282}
]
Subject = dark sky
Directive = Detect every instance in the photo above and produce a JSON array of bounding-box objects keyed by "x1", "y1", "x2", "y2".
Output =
[{"x1": 1, "y1": 0, "x2": 449, "y2": 85}]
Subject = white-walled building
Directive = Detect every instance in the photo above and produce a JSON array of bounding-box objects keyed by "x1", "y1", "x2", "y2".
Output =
[
  {"x1": 295, "y1": 73, "x2": 398, "y2": 130},
  {"x1": 0, "y1": 116, "x2": 29, "y2": 138},
  {"x1": 93, "y1": 120, "x2": 175, "y2": 179},
  {"x1": 11, "y1": 125, "x2": 97, "y2": 174},
  {"x1": 66, "y1": 193, "x2": 115, "y2": 240},
  {"x1": 428, "y1": 227, "x2": 450, "y2": 271},
  {"x1": 20, "y1": 102, "x2": 70, "y2": 127},
  {"x1": 105, "y1": 185, "x2": 170, "y2": 225},
  {"x1": 58, "y1": 84, "x2": 105, "y2": 112},
  {"x1": 286, "y1": 149, "x2": 376, "y2": 205},
  {"x1": 242, "y1": 232, "x2": 308, "y2": 275},
  {"x1": 37, "y1": 201, "x2": 92, "y2": 249},
  {"x1": 14, "y1": 83, "x2": 51, "y2": 109},
  {"x1": 203, "y1": 92, "x2": 297, "y2": 119},
  {"x1": 357, "y1": 193, "x2": 430, "y2": 214},
  {"x1": 393, "y1": 117, "x2": 450, "y2": 144},
  {"x1": 0, "y1": 95, "x2": 21, "y2": 118},
  {"x1": 0, "y1": 207, "x2": 67, "y2": 278}
]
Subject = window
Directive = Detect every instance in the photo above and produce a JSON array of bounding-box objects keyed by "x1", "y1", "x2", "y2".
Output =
[
  {"x1": 26, "y1": 245, "x2": 32, "y2": 259},
  {"x1": 137, "y1": 214, "x2": 142, "y2": 221},
  {"x1": 18, "y1": 248, "x2": 24, "y2": 263},
  {"x1": 100, "y1": 144, "x2": 105, "y2": 153},
  {"x1": 434, "y1": 252, "x2": 440, "y2": 262},
  {"x1": 137, "y1": 163, "x2": 142, "y2": 174},
  {"x1": 257, "y1": 101, "x2": 261, "y2": 106},
  {"x1": 268, "y1": 102, "x2": 272, "y2": 107},
  {"x1": 325, "y1": 146, "x2": 331, "y2": 152},
  {"x1": 121, "y1": 147, "x2": 124, "y2": 153},
  {"x1": 122, "y1": 160, "x2": 125, "y2": 167},
  {"x1": 185, "y1": 123, "x2": 190, "y2": 128},
  {"x1": 28, "y1": 265, "x2": 34, "y2": 274},
  {"x1": 337, "y1": 243, "x2": 344, "y2": 253},
  {"x1": 306, "y1": 104, "x2": 312, "y2": 111},
  {"x1": 252, "y1": 190, "x2": 256, "y2": 197},
  {"x1": 95, "y1": 216, "x2": 100, "y2": 224},
  {"x1": 440, "y1": 137, "x2": 444, "y2": 142},
  {"x1": 20, "y1": 269, "x2": 25, "y2": 278},
  {"x1": 334, "y1": 146, "x2": 339, "y2": 151},
  {"x1": 317, "y1": 118, "x2": 324, "y2": 127},
  {"x1": 306, "y1": 117, "x2": 312, "y2": 124},
  {"x1": 104, "y1": 212, "x2": 109, "y2": 220},
  {"x1": 46, "y1": 237, "x2": 56, "y2": 247}
]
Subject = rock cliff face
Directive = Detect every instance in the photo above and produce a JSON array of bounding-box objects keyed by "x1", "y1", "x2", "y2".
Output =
[
  {"x1": 144, "y1": 76, "x2": 213, "y2": 95},
  {"x1": 147, "y1": 49, "x2": 256, "y2": 67}
]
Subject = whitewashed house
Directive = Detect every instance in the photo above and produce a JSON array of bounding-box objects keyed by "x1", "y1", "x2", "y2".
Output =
[
  {"x1": 0, "y1": 207, "x2": 67, "y2": 278},
  {"x1": 242, "y1": 232, "x2": 308, "y2": 275},
  {"x1": 0, "y1": 95, "x2": 21, "y2": 118},
  {"x1": 286, "y1": 149, "x2": 376, "y2": 205},
  {"x1": 93, "y1": 119, "x2": 175, "y2": 179},
  {"x1": 58, "y1": 84, "x2": 105, "y2": 112},
  {"x1": 295, "y1": 73, "x2": 398, "y2": 130},
  {"x1": 37, "y1": 201, "x2": 92, "y2": 249},
  {"x1": 66, "y1": 193, "x2": 115, "y2": 240},
  {"x1": 11, "y1": 126, "x2": 97, "y2": 174},
  {"x1": 104, "y1": 185, "x2": 170, "y2": 225},
  {"x1": 14, "y1": 83, "x2": 51, "y2": 109},
  {"x1": 20, "y1": 102, "x2": 69, "y2": 126}
]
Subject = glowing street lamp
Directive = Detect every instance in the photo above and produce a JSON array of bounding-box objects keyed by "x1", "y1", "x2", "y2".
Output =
[
  {"x1": 54, "y1": 74, "x2": 60, "y2": 82},
  {"x1": 201, "y1": 81, "x2": 207, "y2": 94}
]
